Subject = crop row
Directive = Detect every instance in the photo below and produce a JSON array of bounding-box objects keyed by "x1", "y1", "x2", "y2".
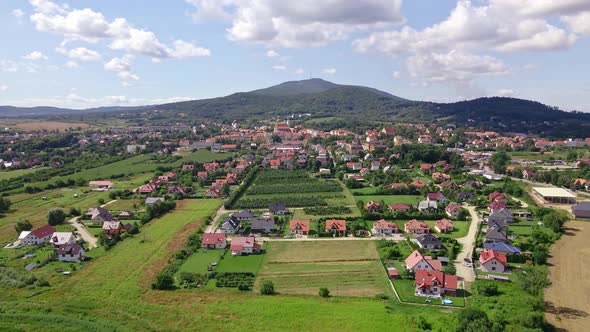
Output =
[
  {"x1": 247, "y1": 182, "x2": 342, "y2": 195},
  {"x1": 234, "y1": 196, "x2": 328, "y2": 209}
]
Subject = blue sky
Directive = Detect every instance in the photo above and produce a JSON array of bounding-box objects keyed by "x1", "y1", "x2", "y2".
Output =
[{"x1": 0, "y1": 0, "x2": 589, "y2": 111}]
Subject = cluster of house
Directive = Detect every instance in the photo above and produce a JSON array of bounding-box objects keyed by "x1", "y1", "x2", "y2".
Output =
[
  {"x1": 200, "y1": 158, "x2": 252, "y2": 198},
  {"x1": 136, "y1": 171, "x2": 192, "y2": 196},
  {"x1": 201, "y1": 233, "x2": 262, "y2": 256},
  {"x1": 218, "y1": 203, "x2": 287, "y2": 234},
  {"x1": 17, "y1": 225, "x2": 85, "y2": 263},
  {"x1": 401, "y1": 250, "x2": 458, "y2": 297},
  {"x1": 86, "y1": 207, "x2": 133, "y2": 236}
]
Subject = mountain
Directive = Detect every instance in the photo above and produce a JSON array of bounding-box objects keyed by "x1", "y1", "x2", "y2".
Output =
[{"x1": 1, "y1": 79, "x2": 589, "y2": 136}]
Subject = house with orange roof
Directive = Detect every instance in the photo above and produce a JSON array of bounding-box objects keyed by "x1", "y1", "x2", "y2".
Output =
[
  {"x1": 435, "y1": 218, "x2": 454, "y2": 233},
  {"x1": 404, "y1": 219, "x2": 432, "y2": 234},
  {"x1": 479, "y1": 249, "x2": 507, "y2": 273},
  {"x1": 229, "y1": 237, "x2": 261, "y2": 256},
  {"x1": 289, "y1": 220, "x2": 310, "y2": 236},
  {"x1": 404, "y1": 250, "x2": 443, "y2": 272},
  {"x1": 364, "y1": 201, "x2": 382, "y2": 213},
  {"x1": 372, "y1": 219, "x2": 401, "y2": 236},
  {"x1": 415, "y1": 270, "x2": 458, "y2": 297},
  {"x1": 325, "y1": 219, "x2": 346, "y2": 236}
]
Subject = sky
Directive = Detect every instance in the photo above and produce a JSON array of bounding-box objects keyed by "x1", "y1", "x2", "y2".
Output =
[{"x1": 0, "y1": 0, "x2": 589, "y2": 111}]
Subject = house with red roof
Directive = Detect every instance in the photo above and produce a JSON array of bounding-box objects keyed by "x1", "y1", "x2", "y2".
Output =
[
  {"x1": 20, "y1": 225, "x2": 56, "y2": 246},
  {"x1": 479, "y1": 249, "x2": 507, "y2": 273},
  {"x1": 411, "y1": 180, "x2": 427, "y2": 189},
  {"x1": 326, "y1": 219, "x2": 347, "y2": 236},
  {"x1": 426, "y1": 192, "x2": 446, "y2": 204},
  {"x1": 57, "y1": 243, "x2": 85, "y2": 263},
  {"x1": 489, "y1": 191, "x2": 507, "y2": 203},
  {"x1": 435, "y1": 218, "x2": 454, "y2": 233},
  {"x1": 405, "y1": 219, "x2": 432, "y2": 234},
  {"x1": 269, "y1": 159, "x2": 281, "y2": 169},
  {"x1": 522, "y1": 169, "x2": 535, "y2": 180},
  {"x1": 197, "y1": 171, "x2": 208, "y2": 180},
  {"x1": 445, "y1": 203, "x2": 462, "y2": 219},
  {"x1": 488, "y1": 201, "x2": 507, "y2": 213},
  {"x1": 206, "y1": 184, "x2": 222, "y2": 198},
  {"x1": 388, "y1": 203, "x2": 412, "y2": 212},
  {"x1": 372, "y1": 219, "x2": 401, "y2": 236},
  {"x1": 289, "y1": 220, "x2": 310, "y2": 235},
  {"x1": 415, "y1": 270, "x2": 458, "y2": 297},
  {"x1": 364, "y1": 201, "x2": 382, "y2": 213},
  {"x1": 420, "y1": 163, "x2": 434, "y2": 172},
  {"x1": 229, "y1": 237, "x2": 261, "y2": 256},
  {"x1": 182, "y1": 164, "x2": 195, "y2": 171},
  {"x1": 202, "y1": 233, "x2": 227, "y2": 249},
  {"x1": 404, "y1": 250, "x2": 443, "y2": 272},
  {"x1": 432, "y1": 172, "x2": 451, "y2": 183},
  {"x1": 88, "y1": 180, "x2": 114, "y2": 189}
]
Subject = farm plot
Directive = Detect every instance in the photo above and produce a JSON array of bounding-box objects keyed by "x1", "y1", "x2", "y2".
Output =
[
  {"x1": 255, "y1": 241, "x2": 391, "y2": 297},
  {"x1": 235, "y1": 170, "x2": 352, "y2": 209},
  {"x1": 354, "y1": 195, "x2": 422, "y2": 206}
]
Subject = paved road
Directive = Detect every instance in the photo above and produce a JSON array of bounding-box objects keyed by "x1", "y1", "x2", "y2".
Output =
[
  {"x1": 454, "y1": 205, "x2": 481, "y2": 283},
  {"x1": 205, "y1": 206, "x2": 228, "y2": 233},
  {"x1": 67, "y1": 216, "x2": 98, "y2": 248}
]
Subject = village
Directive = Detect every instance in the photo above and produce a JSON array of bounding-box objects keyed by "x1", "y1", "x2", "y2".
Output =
[{"x1": 1, "y1": 119, "x2": 589, "y2": 318}]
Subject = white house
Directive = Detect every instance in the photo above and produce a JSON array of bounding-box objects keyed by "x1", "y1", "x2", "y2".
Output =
[
  {"x1": 57, "y1": 244, "x2": 85, "y2": 262},
  {"x1": 50, "y1": 232, "x2": 77, "y2": 247},
  {"x1": 20, "y1": 225, "x2": 56, "y2": 246},
  {"x1": 479, "y1": 250, "x2": 507, "y2": 273}
]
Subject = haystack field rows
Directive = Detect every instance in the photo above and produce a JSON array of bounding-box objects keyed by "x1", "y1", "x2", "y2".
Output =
[{"x1": 255, "y1": 241, "x2": 392, "y2": 297}]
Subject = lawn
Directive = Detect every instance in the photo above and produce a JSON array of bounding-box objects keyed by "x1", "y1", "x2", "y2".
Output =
[
  {"x1": 393, "y1": 279, "x2": 466, "y2": 307},
  {"x1": 175, "y1": 150, "x2": 233, "y2": 164},
  {"x1": 215, "y1": 252, "x2": 265, "y2": 273},
  {"x1": 423, "y1": 219, "x2": 471, "y2": 239},
  {"x1": 255, "y1": 241, "x2": 392, "y2": 297},
  {"x1": 0, "y1": 167, "x2": 46, "y2": 181},
  {"x1": 1, "y1": 198, "x2": 460, "y2": 331},
  {"x1": 178, "y1": 249, "x2": 224, "y2": 274},
  {"x1": 354, "y1": 195, "x2": 422, "y2": 206}
]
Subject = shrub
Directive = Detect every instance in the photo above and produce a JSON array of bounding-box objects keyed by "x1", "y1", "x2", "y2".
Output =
[
  {"x1": 151, "y1": 272, "x2": 175, "y2": 290},
  {"x1": 473, "y1": 282, "x2": 498, "y2": 297},
  {"x1": 260, "y1": 280, "x2": 275, "y2": 295},
  {"x1": 14, "y1": 220, "x2": 33, "y2": 234},
  {"x1": 47, "y1": 208, "x2": 67, "y2": 226},
  {"x1": 319, "y1": 287, "x2": 330, "y2": 298}
]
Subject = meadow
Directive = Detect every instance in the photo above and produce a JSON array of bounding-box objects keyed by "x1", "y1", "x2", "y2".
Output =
[
  {"x1": 255, "y1": 241, "x2": 392, "y2": 297},
  {"x1": 1, "y1": 198, "x2": 460, "y2": 331},
  {"x1": 0, "y1": 167, "x2": 47, "y2": 181},
  {"x1": 354, "y1": 195, "x2": 422, "y2": 206}
]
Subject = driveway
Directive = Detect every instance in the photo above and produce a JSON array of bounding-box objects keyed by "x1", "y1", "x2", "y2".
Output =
[
  {"x1": 454, "y1": 205, "x2": 481, "y2": 283},
  {"x1": 205, "y1": 206, "x2": 228, "y2": 233},
  {"x1": 67, "y1": 216, "x2": 98, "y2": 248}
]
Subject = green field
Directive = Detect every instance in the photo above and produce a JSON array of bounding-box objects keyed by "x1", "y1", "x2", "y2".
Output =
[
  {"x1": 355, "y1": 195, "x2": 422, "y2": 206},
  {"x1": 178, "y1": 249, "x2": 224, "y2": 274},
  {"x1": 0, "y1": 167, "x2": 46, "y2": 181},
  {"x1": 175, "y1": 150, "x2": 233, "y2": 164},
  {"x1": 216, "y1": 252, "x2": 265, "y2": 273},
  {"x1": 255, "y1": 241, "x2": 392, "y2": 297},
  {"x1": 1, "y1": 198, "x2": 460, "y2": 331}
]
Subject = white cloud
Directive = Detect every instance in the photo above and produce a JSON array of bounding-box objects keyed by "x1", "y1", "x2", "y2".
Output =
[
  {"x1": 23, "y1": 51, "x2": 48, "y2": 61},
  {"x1": 406, "y1": 51, "x2": 509, "y2": 83},
  {"x1": 185, "y1": 0, "x2": 235, "y2": 22},
  {"x1": 0, "y1": 60, "x2": 38, "y2": 73},
  {"x1": 29, "y1": 0, "x2": 211, "y2": 59},
  {"x1": 490, "y1": 0, "x2": 590, "y2": 17},
  {"x1": 12, "y1": 9, "x2": 24, "y2": 20},
  {"x1": 562, "y1": 12, "x2": 590, "y2": 35},
  {"x1": 496, "y1": 89, "x2": 515, "y2": 96},
  {"x1": 321, "y1": 68, "x2": 336, "y2": 75},
  {"x1": 226, "y1": 0, "x2": 404, "y2": 48},
  {"x1": 272, "y1": 65, "x2": 287, "y2": 71},
  {"x1": 392, "y1": 71, "x2": 401, "y2": 79},
  {"x1": 0, "y1": 84, "x2": 7, "y2": 92},
  {"x1": 266, "y1": 49, "x2": 279, "y2": 57},
  {"x1": 64, "y1": 60, "x2": 79, "y2": 68},
  {"x1": 105, "y1": 95, "x2": 128, "y2": 104},
  {"x1": 57, "y1": 47, "x2": 101, "y2": 61},
  {"x1": 353, "y1": 0, "x2": 577, "y2": 55},
  {"x1": 104, "y1": 55, "x2": 140, "y2": 84},
  {"x1": 294, "y1": 68, "x2": 304, "y2": 75}
]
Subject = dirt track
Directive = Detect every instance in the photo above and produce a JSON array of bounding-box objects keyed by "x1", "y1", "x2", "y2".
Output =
[{"x1": 545, "y1": 221, "x2": 590, "y2": 331}]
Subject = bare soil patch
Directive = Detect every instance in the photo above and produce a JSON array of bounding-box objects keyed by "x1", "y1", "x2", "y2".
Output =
[{"x1": 545, "y1": 221, "x2": 590, "y2": 331}]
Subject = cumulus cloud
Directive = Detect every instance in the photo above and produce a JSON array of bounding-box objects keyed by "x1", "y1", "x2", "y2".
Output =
[
  {"x1": 353, "y1": 1, "x2": 576, "y2": 55},
  {"x1": 12, "y1": 9, "x2": 25, "y2": 22},
  {"x1": 272, "y1": 65, "x2": 287, "y2": 71},
  {"x1": 104, "y1": 55, "x2": 140, "y2": 84},
  {"x1": 266, "y1": 49, "x2": 279, "y2": 57},
  {"x1": 392, "y1": 71, "x2": 401, "y2": 79},
  {"x1": 224, "y1": 0, "x2": 403, "y2": 47},
  {"x1": 294, "y1": 68, "x2": 304, "y2": 75},
  {"x1": 23, "y1": 51, "x2": 48, "y2": 60},
  {"x1": 562, "y1": 12, "x2": 590, "y2": 35},
  {"x1": 64, "y1": 60, "x2": 79, "y2": 68},
  {"x1": 406, "y1": 51, "x2": 509, "y2": 83},
  {"x1": 0, "y1": 84, "x2": 7, "y2": 92},
  {"x1": 29, "y1": 0, "x2": 211, "y2": 59},
  {"x1": 57, "y1": 47, "x2": 101, "y2": 61},
  {"x1": 321, "y1": 68, "x2": 336, "y2": 75},
  {"x1": 185, "y1": 0, "x2": 235, "y2": 22},
  {"x1": 496, "y1": 89, "x2": 515, "y2": 96},
  {"x1": 105, "y1": 95, "x2": 128, "y2": 104}
]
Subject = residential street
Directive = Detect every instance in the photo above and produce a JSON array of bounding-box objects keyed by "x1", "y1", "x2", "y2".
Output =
[
  {"x1": 205, "y1": 206, "x2": 228, "y2": 233},
  {"x1": 67, "y1": 216, "x2": 98, "y2": 248},
  {"x1": 454, "y1": 205, "x2": 481, "y2": 283}
]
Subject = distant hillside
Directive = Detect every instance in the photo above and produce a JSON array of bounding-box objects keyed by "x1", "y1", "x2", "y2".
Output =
[{"x1": 1, "y1": 79, "x2": 589, "y2": 136}]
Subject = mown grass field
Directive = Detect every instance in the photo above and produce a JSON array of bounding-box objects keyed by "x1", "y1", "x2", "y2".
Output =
[
  {"x1": 354, "y1": 195, "x2": 422, "y2": 206},
  {"x1": 255, "y1": 241, "x2": 392, "y2": 297},
  {"x1": 175, "y1": 150, "x2": 233, "y2": 164},
  {"x1": 216, "y1": 252, "x2": 265, "y2": 273},
  {"x1": 1, "y1": 198, "x2": 459, "y2": 331},
  {"x1": 0, "y1": 167, "x2": 47, "y2": 181},
  {"x1": 178, "y1": 249, "x2": 224, "y2": 274}
]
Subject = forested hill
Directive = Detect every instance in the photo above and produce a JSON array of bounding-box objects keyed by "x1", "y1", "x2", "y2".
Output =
[{"x1": 1, "y1": 79, "x2": 589, "y2": 136}]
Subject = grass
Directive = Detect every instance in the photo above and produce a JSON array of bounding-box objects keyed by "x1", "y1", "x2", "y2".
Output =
[
  {"x1": 255, "y1": 241, "x2": 392, "y2": 297},
  {"x1": 175, "y1": 150, "x2": 232, "y2": 164},
  {"x1": 424, "y1": 219, "x2": 471, "y2": 239},
  {"x1": 178, "y1": 249, "x2": 224, "y2": 274},
  {"x1": 354, "y1": 195, "x2": 422, "y2": 206},
  {"x1": 0, "y1": 167, "x2": 46, "y2": 181},
  {"x1": 1, "y1": 198, "x2": 460, "y2": 331},
  {"x1": 216, "y1": 252, "x2": 265, "y2": 273},
  {"x1": 393, "y1": 279, "x2": 466, "y2": 307}
]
